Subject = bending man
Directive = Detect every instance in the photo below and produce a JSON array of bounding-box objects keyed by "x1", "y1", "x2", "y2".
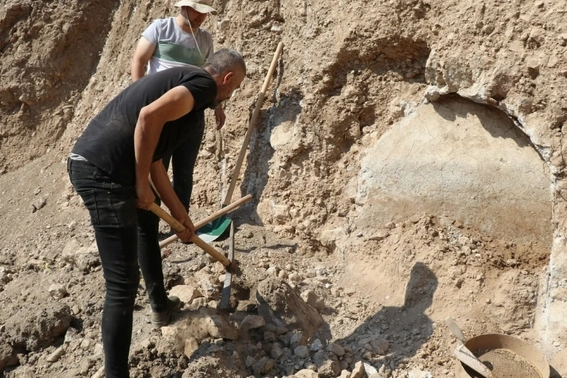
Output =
[{"x1": 68, "y1": 49, "x2": 245, "y2": 378}]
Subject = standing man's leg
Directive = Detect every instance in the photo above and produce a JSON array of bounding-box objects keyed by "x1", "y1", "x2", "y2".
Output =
[
  {"x1": 171, "y1": 113, "x2": 206, "y2": 211},
  {"x1": 137, "y1": 207, "x2": 181, "y2": 325},
  {"x1": 68, "y1": 158, "x2": 139, "y2": 378},
  {"x1": 137, "y1": 208, "x2": 167, "y2": 308}
]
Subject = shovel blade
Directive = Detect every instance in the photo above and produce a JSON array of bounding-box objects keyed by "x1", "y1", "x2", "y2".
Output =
[{"x1": 196, "y1": 216, "x2": 232, "y2": 243}]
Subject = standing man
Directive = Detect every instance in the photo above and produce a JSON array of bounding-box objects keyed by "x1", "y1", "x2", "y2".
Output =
[
  {"x1": 131, "y1": 0, "x2": 225, "y2": 214},
  {"x1": 68, "y1": 49, "x2": 246, "y2": 378}
]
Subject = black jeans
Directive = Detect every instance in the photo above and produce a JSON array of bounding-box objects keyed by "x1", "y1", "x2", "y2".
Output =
[
  {"x1": 67, "y1": 158, "x2": 168, "y2": 378},
  {"x1": 162, "y1": 113, "x2": 205, "y2": 211}
]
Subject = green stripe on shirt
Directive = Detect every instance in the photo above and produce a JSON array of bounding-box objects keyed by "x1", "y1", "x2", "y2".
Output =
[{"x1": 155, "y1": 41, "x2": 206, "y2": 67}]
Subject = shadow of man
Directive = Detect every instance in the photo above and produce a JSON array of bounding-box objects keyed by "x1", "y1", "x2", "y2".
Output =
[{"x1": 337, "y1": 262, "x2": 438, "y2": 372}]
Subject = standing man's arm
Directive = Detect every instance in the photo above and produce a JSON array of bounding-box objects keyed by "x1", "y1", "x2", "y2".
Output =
[
  {"x1": 131, "y1": 37, "x2": 156, "y2": 81},
  {"x1": 134, "y1": 86, "x2": 196, "y2": 214},
  {"x1": 214, "y1": 103, "x2": 226, "y2": 129}
]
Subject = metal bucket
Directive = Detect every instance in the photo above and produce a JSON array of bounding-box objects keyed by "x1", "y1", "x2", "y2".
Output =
[{"x1": 455, "y1": 333, "x2": 550, "y2": 378}]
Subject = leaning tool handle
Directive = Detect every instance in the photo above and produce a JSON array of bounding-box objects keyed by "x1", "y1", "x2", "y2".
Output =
[
  {"x1": 149, "y1": 203, "x2": 231, "y2": 268},
  {"x1": 445, "y1": 318, "x2": 466, "y2": 343},
  {"x1": 158, "y1": 194, "x2": 253, "y2": 248},
  {"x1": 223, "y1": 41, "x2": 284, "y2": 206}
]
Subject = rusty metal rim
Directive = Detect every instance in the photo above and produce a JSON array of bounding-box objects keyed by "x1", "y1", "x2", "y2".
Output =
[{"x1": 455, "y1": 333, "x2": 550, "y2": 378}]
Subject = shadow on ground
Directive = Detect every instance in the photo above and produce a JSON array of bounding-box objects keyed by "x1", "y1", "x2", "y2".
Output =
[{"x1": 336, "y1": 262, "x2": 438, "y2": 371}]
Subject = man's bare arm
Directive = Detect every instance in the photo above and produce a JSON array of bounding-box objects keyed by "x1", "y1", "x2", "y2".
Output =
[
  {"x1": 131, "y1": 37, "x2": 156, "y2": 81},
  {"x1": 150, "y1": 160, "x2": 194, "y2": 241},
  {"x1": 134, "y1": 85, "x2": 196, "y2": 209}
]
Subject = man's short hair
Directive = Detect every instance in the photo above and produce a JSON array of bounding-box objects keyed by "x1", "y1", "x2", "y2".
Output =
[{"x1": 204, "y1": 49, "x2": 246, "y2": 76}]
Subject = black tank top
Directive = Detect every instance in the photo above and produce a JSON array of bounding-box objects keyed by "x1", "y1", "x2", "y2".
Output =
[{"x1": 72, "y1": 66, "x2": 216, "y2": 186}]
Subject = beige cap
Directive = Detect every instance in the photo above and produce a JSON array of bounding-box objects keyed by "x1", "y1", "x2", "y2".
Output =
[{"x1": 174, "y1": 0, "x2": 217, "y2": 15}]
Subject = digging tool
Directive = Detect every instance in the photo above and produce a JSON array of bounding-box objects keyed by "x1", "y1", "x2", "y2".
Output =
[
  {"x1": 454, "y1": 333, "x2": 550, "y2": 378},
  {"x1": 158, "y1": 194, "x2": 252, "y2": 248},
  {"x1": 151, "y1": 203, "x2": 238, "y2": 307},
  {"x1": 219, "y1": 220, "x2": 235, "y2": 310},
  {"x1": 197, "y1": 41, "x2": 285, "y2": 242},
  {"x1": 149, "y1": 203, "x2": 232, "y2": 269},
  {"x1": 446, "y1": 318, "x2": 493, "y2": 378}
]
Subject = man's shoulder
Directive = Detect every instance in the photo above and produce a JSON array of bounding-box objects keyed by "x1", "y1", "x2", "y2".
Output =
[
  {"x1": 199, "y1": 28, "x2": 213, "y2": 38},
  {"x1": 181, "y1": 67, "x2": 213, "y2": 81},
  {"x1": 178, "y1": 67, "x2": 216, "y2": 91},
  {"x1": 148, "y1": 17, "x2": 176, "y2": 29},
  {"x1": 157, "y1": 66, "x2": 212, "y2": 81}
]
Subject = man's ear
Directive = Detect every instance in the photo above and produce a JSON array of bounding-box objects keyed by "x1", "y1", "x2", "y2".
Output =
[{"x1": 222, "y1": 71, "x2": 234, "y2": 84}]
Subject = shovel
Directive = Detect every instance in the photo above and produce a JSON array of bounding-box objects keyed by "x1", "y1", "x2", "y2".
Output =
[
  {"x1": 196, "y1": 41, "x2": 285, "y2": 242},
  {"x1": 158, "y1": 194, "x2": 252, "y2": 248},
  {"x1": 446, "y1": 318, "x2": 493, "y2": 378},
  {"x1": 149, "y1": 203, "x2": 233, "y2": 269}
]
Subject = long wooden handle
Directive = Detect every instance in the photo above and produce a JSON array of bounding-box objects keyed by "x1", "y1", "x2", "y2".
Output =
[
  {"x1": 149, "y1": 203, "x2": 231, "y2": 267},
  {"x1": 223, "y1": 42, "x2": 284, "y2": 206},
  {"x1": 194, "y1": 194, "x2": 252, "y2": 229},
  {"x1": 158, "y1": 194, "x2": 252, "y2": 248}
]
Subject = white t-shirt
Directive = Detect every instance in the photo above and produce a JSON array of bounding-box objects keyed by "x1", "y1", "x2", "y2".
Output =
[{"x1": 142, "y1": 17, "x2": 214, "y2": 74}]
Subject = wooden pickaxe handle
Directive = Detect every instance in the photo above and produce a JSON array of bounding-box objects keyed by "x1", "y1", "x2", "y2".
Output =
[{"x1": 149, "y1": 203, "x2": 232, "y2": 268}]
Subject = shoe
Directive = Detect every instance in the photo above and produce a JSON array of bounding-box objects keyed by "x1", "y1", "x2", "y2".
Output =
[{"x1": 151, "y1": 296, "x2": 182, "y2": 327}]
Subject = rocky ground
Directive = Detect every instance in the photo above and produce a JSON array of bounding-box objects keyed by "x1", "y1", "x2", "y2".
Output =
[
  {"x1": 0, "y1": 172, "x2": 554, "y2": 377},
  {"x1": 1, "y1": 0, "x2": 567, "y2": 377}
]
